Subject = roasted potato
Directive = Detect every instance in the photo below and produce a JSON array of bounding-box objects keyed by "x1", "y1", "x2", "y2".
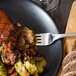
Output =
[
  {"x1": 24, "y1": 60, "x2": 38, "y2": 76},
  {"x1": 36, "y1": 57, "x2": 47, "y2": 73},
  {"x1": 15, "y1": 60, "x2": 30, "y2": 76},
  {"x1": 24, "y1": 56, "x2": 46, "y2": 75}
]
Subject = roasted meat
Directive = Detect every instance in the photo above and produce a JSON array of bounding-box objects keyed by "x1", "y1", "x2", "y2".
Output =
[
  {"x1": 9, "y1": 72, "x2": 17, "y2": 76},
  {"x1": 0, "y1": 10, "x2": 15, "y2": 44},
  {"x1": 7, "y1": 66, "x2": 15, "y2": 74},
  {"x1": 1, "y1": 44, "x2": 16, "y2": 65}
]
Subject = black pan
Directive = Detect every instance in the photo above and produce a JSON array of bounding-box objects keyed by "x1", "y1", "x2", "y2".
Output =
[{"x1": 0, "y1": 0, "x2": 62, "y2": 76}]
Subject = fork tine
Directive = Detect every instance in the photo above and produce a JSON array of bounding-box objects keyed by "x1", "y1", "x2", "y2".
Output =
[
  {"x1": 36, "y1": 34, "x2": 41, "y2": 37},
  {"x1": 36, "y1": 34, "x2": 42, "y2": 40},
  {"x1": 36, "y1": 33, "x2": 51, "y2": 46},
  {"x1": 36, "y1": 34, "x2": 43, "y2": 45},
  {"x1": 37, "y1": 40, "x2": 42, "y2": 42},
  {"x1": 36, "y1": 37, "x2": 41, "y2": 40}
]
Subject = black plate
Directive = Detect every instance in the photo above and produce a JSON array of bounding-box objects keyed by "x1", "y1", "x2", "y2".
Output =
[{"x1": 0, "y1": 0, "x2": 62, "y2": 76}]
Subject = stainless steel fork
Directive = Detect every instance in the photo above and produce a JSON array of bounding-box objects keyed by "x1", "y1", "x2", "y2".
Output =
[{"x1": 36, "y1": 33, "x2": 76, "y2": 46}]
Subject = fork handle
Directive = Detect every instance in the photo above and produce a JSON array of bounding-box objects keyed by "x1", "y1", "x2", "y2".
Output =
[{"x1": 53, "y1": 33, "x2": 76, "y2": 41}]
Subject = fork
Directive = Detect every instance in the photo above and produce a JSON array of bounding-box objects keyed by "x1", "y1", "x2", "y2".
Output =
[{"x1": 36, "y1": 33, "x2": 76, "y2": 46}]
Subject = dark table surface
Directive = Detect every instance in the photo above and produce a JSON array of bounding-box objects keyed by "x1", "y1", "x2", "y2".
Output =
[
  {"x1": 49, "y1": 0, "x2": 73, "y2": 33},
  {"x1": 32, "y1": 0, "x2": 73, "y2": 33}
]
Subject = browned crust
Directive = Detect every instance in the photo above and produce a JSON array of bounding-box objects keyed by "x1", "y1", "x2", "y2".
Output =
[
  {"x1": 63, "y1": 71, "x2": 76, "y2": 76},
  {"x1": 62, "y1": 60, "x2": 76, "y2": 75},
  {"x1": 0, "y1": 10, "x2": 14, "y2": 44},
  {"x1": 62, "y1": 51, "x2": 76, "y2": 68}
]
